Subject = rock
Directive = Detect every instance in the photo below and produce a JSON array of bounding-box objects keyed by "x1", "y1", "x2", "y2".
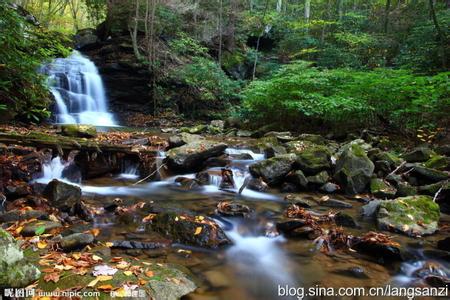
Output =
[
  {"x1": 249, "y1": 154, "x2": 296, "y2": 185},
  {"x1": 230, "y1": 153, "x2": 254, "y2": 160},
  {"x1": 122, "y1": 138, "x2": 149, "y2": 146},
  {"x1": 0, "y1": 228, "x2": 40, "y2": 288},
  {"x1": 297, "y1": 134, "x2": 331, "y2": 145},
  {"x1": 166, "y1": 141, "x2": 227, "y2": 171},
  {"x1": 335, "y1": 212, "x2": 360, "y2": 228},
  {"x1": 373, "y1": 151, "x2": 402, "y2": 168},
  {"x1": 0, "y1": 209, "x2": 48, "y2": 223},
  {"x1": 281, "y1": 182, "x2": 298, "y2": 193},
  {"x1": 195, "y1": 171, "x2": 210, "y2": 185},
  {"x1": 377, "y1": 196, "x2": 440, "y2": 236},
  {"x1": 264, "y1": 131, "x2": 296, "y2": 143},
  {"x1": 276, "y1": 219, "x2": 319, "y2": 238},
  {"x1": 402, "y1": 147, "x2": 434, "y2": 163},
  {"x1": 111, "y1": 240, "x2": 168, "y2": 249},
  {"x1": 320, "y1": 182, "x2": 340, "y2": 193},
  {"x1": 61, "y1": 124, "x2": 97, "y2": 138},
  {"x1": 319, "y1": 198, "x2": 352, "y2": 209},
  {"x1": 360, "y1": 200, "x2": 382, "y2": 217},
  {"x1": 410, "y1": 165, "x2": 449, "y2": 183},
  {"x1": 263, "y1": 144, "x2": 287, "y2": 158},
  {"x1": 180, "y1": 132, "x2": 205, "y2": 144},
  {"x1": 370, "y1": 178, "x2": 397, "y2": 199},
  {"x1": 146, "y1": 264, "x2": 197, "y2": 300},
  {"x1": 60, "y1": 233, "x2": 94, "y2": 251},
  {"x1": 204, "y1": 270, "x2": 230, "y2": 288},
  {"x1": 334, "y1": 267, "x2": 369, "y2": 279},
  {"x1": 22, "y1": 220, "x2": 62, "y2": 237},
  {"x1": 210, "y1": 120, "x2": 225, "y2": 131},
  {"x1": 150, "y1": 212, "x2": 230, "y2": 248},
  {"x1": 334, "y1": 144, "x2": 375, "y2": 195},
  {"x1": 295, "y1": 145, "x2": 332, "y2": 174},
  {"x1": 216, "y1": 201, "x2": 252, "y2": 217},
  {"x1": 306, "y1": 171, "x2": 330, "y2": 186},
  {"x1": 247, "y1": 177, "x2": 268, "y2": 192},
  {"x1": 74, "y1": 28, "x2": 98, "y2": 49},
  {"x1": 424, "y1": 155, "x2": 450, "y2": 170},
  {"x1": 284, "y1": 194, "x2": 315, "y2": 208},
  {"x1": 236, "y1": 130, "x2": 253, "y2": 137},
  {"x1": 43, "y1": 179, "x2": 81, "y2": 213},
  {"x1": 351, "y1": 237, "x2": 402, "y2": 261},
  {"x1": 180, "y1": 124, "x2": 207, "y2": 134},
  {"x1": 338, "y1": 139, "x2": 372, "y2": 156},
  {"x1": 437, "y1": 237, "x2": 450, "y2": 251},
  {"x1": 168, "y1": 136, "x2": 185, "y2": 149},
  {"x1": 4, "y1": 183, "x2": 30, "y2": 200},
  {"x1": 174, "y1": 177, "x2": 202, "y2": 191},
  {"x1": 285, "y1": 170, "x2": 308, "y2": 189},
  {"x1": 435, "y1": 145, "x2": 450, "y2": 156},
  {"x1": 396, "y1": 182, "x2": 418, "y2": 197}
]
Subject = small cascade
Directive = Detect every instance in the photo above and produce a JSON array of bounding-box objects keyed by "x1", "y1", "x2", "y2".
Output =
[
  {"x1": 218, "y1": 218, "x2": 294, "y2": 296},
  {"x1": 393, "y1": 260, "x2": 449, "y2": 286},
  {"x1": 36, "y1": 157, "x2": 69, "y2": 184},
  {"x1": 117, "y1": 161, "x2": 140, "y2": 180},
  {"x1": 225, "y1": 148, "x2": 265, "y2": 161},
  {"x1": 41, "y1": 51, "x2": 116, "y2": 126}
]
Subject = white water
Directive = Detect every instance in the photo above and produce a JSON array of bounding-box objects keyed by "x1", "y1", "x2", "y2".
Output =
[
  {"x1": 35, "y1": 157, "x2": 71, "y2": 184},
  {"x1": 392, "y1": 260, "x2": 449, "y2": 285},
  {"x1": 42, "y1": 51, "x2": 116, "y2": 126}
]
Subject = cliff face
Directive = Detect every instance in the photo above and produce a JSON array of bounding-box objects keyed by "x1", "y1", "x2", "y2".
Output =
[{"x1": 79, "y1": 34, "x2": 153, "y2": 123}]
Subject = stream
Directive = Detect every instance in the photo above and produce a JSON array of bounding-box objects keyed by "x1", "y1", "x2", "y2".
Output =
[
  {"x1": 32, "y1": 52, "x2": 449, "y2": 299},
  {"x1": 37, "y1": 148, "x2": 449, "y2": 300}
]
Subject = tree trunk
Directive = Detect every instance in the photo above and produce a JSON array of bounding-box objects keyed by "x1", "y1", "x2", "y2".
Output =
[
  {"x1": 252, "y1": 0, "x2": 270, "y2": 80},
  {"x1": 218, "y1": 0, "x2": 223, "y2": 64},
  {"x1": 304, "y1": 0, "x2": 311, "y2": 23},
  {"x1": 383, "y1": 0, "x2": 391, "y2": 34},
  {"x1": 129, "y1": 0, "x2": 142, "y2": 60},
  {"x1": 429, "y1": 0, "x2": 447, "y2": 69},
  {"x1": 337, "y1": 0, "x2": 344, "y2": 20}
]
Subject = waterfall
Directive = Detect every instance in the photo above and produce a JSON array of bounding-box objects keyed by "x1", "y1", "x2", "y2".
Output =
[{"x1": 42, "y1": 51, "x2": 116, "y2": 126}]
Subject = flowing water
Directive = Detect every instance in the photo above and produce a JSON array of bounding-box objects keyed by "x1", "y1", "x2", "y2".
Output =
[
  {"x1": 37, "y1": 147, "x2": 450, "y2": 299},
  {"x1": 41, "y1": 51, "x2": 116, "y2": 126}
]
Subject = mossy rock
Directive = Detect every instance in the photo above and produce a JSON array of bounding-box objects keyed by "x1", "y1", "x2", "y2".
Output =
[
  {"x1": 306, "y1": 171, "x2": 330, "y2": 186},
  {"x1": 166, "y1": 141, "x2": 227, "y2": 171},
  {"x1": 370, "y1": 178, "x2": 397, "y2": 199},
  {"x1": 0, "y1": 228, "x2": 40, "y2": 288},
  {"x1": 377, "y1": 196, "x2": 440, "y2": 236},
  {"x1": 396, "y1": 182, "x2": 418, "y2": 197},
  {"x1": 424, "y1": 155, "x2": 450, "y2": 170},
  {"x1": 411, "y1": 165, "x2": 449, "y2": 183},
  {"x1": 295, "y1": 145, "x2": 332, "y2": 175},
  {"x1": 61, "y1": 124, "x2": 97, "y2": 138},
  {"x1": 249, "y1": 154, "x2": 296, "y2": 185},
  {"x1": 402, "y1": 147, "x2": 434, "y2": 163},
  {"x1": 334, "y1": 144, "x2": 375, "y2": 195}
]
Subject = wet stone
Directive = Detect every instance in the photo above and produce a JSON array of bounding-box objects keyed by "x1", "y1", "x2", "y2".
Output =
[
  {"x1": 334, "y1": 212, "x2": 360, "y2": 228},
  {"x1": 319, "y1": 198, "x2": 352, "y2": 209},
  {"x1": 216, "y1": 201, "x2": 252, "y2": 217},
  {"x1": 0, "y1": 209, "x2": 48, "y2": 223},
  {"x1": 22, "y1": 220, "x2": 62, "y2": 237},
  {"x1": 60, "y1": 233, "x2": 95, "y2": 251}
]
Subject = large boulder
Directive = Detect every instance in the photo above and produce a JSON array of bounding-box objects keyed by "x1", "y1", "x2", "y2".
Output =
[
  {"x1": 0, "y1": 228, "x2": 40, "y2": 288},
  {"x1": 150, "y1": 212, "x2": 230, "y2": 248},
  {"x1": 146, "y1": 264, "x2": 197, "y2": 300},
  {"x1": 334, "y1": 144, "x2": 374, "y2": 194},
  {"x1": 402, "y1": 147, "x2": 434, "y2": 163},
  {"x1": 166, "y1": 141, "x2": 227, "y2": 171},
  {"x1": 249, "y1": 154, "x2": 296, "y2": 185},
  {"x1": 410, "y1": 165, "x2": 449, "y2": 183},
  {"x1": 295, "y1": 145, "x2": 332, "y2": 175},
  {"x1": 43, "y1": 179, "x2": 81, "y2": 212},
  {"x1": 74, "y1": 28, "x2": 98, "y2": 49},
  {"x1": 377, "y1": 196, "x2": 440, "y2": 236}
]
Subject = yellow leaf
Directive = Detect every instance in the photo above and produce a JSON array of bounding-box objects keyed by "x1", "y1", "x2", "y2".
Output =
[
  {"x1": 105, "y1": 242, "x2": 114, "y2": 248},
  {"x1": 123, "y1": 271, "x2": 133, "y2": 276},
  {"x1": 114, "y1": 288, "x2": 127, "y2": 297},
  {"x1": 87, "y1": 278, "x2": 99, "y2": 287},
  {"x1": 92, "y1": 255, "x2": 103, "y2": 261},
  {"x1": 72, "y1": 253, "x2": 81, "y2": 260},
  {"x1": 37, "y1": 241, "x2": 48, "y2": 249},
  {"x1": 97, "y1": 284, "x2": 113, "y2": 291},
  {"x1": 96, "y1": 275, "x2": 113, "y2": 282},
  {"x1": 15, "y1": 226, "x2": 23, "y2": 234},
  {"x1": 194, "y1": 227, "x2": 202, "y2": 235}
]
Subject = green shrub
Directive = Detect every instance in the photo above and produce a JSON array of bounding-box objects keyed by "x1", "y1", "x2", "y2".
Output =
[
  {"x1": 0, "y1": 2, "x2": 71, "y2": 123},
  {"x1": 241, "y1": 61, "x2": 449, "y2": 130}
]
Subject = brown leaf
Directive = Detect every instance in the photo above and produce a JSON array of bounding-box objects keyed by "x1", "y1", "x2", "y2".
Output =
[{"x1": 44, "y1": 272, "x2": 60, "y2": 283}]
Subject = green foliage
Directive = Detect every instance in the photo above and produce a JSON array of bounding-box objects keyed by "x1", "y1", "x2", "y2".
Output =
[
  {"x1": 395, "y1": 10, "x2": 450, "y2": 74},
  {"x1": 0, "y1": 2, "x2": 71, "y2": 123},
  {"x1": 173, "y1": 57, "x2": 240, "y2": 103},
  {"x1": 242, "y1": 61, "x2": 449, "y2": 130},
  {"x1": 169, "y1": 33, "x2": 208, "y2": 57}
]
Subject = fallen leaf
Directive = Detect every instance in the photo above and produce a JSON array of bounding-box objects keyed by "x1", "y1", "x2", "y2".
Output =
[
  {"x1": 44, "y1": 272, "x2": 60, "y2": 283},
  {"x1": 92, "y1": 255, "x2": 102, "y2": 262},
  {"x1": 91, "y1": 228, "x2": 101, "y2": 237},
  {"x1": 111, "y1": 257, "x2": 123, "y2": 263},
  {"x1": 145, "y1": 270, "x2": 154, "y2": 277},
  {"x1": 105, "y1": 242, "x2": 114, "y2": 248},
  {"x1": 87, "y1": 278, "x2": 99, "y2": 287},
  {"x1": 37, "y1": 241, "x2": 48, "y2": 249},
  {"x1": 97, "y1": 275, "x2": 113, "y2": 282},
  {"x1": 15, "y1": 226, "x2": 23, "y2": 234},
  {"x1": 138, "y1": 279, "x2": 147, "y2": 285},
  {"x1": 97, "y1": 284, "x2": 113, "y2": 291},
  {"x1": 93, "y1": 265, "x2": 118, "y2": 276},
  {"x1": 194, "y1": 227, "x2": 202, "y2": 235}
]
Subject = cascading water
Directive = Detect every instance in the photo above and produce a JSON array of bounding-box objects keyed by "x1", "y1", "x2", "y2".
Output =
[{"x1": 41, "y1": 51, "x2": 116, "y2": 126}]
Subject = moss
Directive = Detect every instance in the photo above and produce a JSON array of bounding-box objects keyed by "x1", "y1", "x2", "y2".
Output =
[
  {"x1": 381, "y1": 196, "x2": 439, "y2": 226},
  {"x1": 424, "y1": 155, "x2": 449, "y2": 170},
  {"x1": 351, "y1": 143, "x2": 366, "y2": 158}
]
